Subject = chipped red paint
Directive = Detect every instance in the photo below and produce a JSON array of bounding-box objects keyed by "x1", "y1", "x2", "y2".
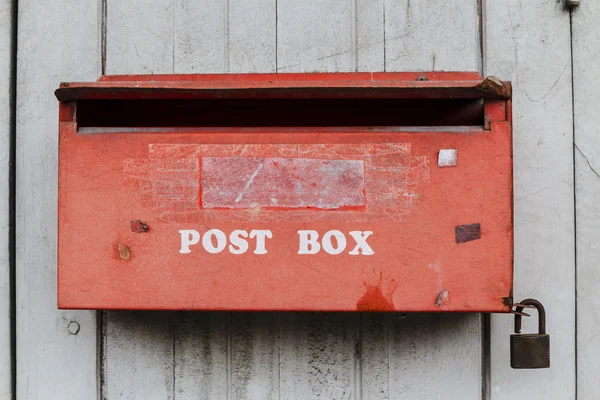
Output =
[
  {"x1": 435, "y1": 290, "x2": 450, "y2": 307},
  {"x1": 56, "y1": 73, "x2": 513, "y2": 312},
  {"x1": 130, "y1": 220, "x2": 148, "y2": 233}
]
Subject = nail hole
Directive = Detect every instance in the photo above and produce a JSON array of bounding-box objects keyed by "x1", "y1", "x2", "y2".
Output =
[{"x1": 67, "y1": 321, "x2": 81, "y2": 335}]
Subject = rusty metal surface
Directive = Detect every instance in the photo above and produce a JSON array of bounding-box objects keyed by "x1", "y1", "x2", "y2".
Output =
[
  {"x1": 511, "y1": 299, "x2": 550, "y2": 369},
  {"x1": 476, "y1": 76, "x2": 512, "y2": 99}
]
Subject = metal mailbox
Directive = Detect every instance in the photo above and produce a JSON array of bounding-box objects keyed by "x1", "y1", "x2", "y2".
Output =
[{"x1": 55, "y1": 72, "x2": 513, "y2": 311}]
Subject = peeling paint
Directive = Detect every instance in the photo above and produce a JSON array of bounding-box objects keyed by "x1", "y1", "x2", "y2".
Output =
[
  {"x1": 435, "y1": 290, "x2": 450, "y2": 307},
  {"x1": 124, "y1": 143, "x2": 430, "y2": 223},
  {"x1": 202, "y1": 157, "x2": 365, "y2": 210},
  {"x1": 117, "y1": 243, "x2": 131, "y2": 261}
]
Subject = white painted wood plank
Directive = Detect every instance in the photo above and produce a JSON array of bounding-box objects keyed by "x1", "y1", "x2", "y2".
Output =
[
  {"x1": 572, "y1": 2, "x2": 600, "y2": 399},
  {"x1": 357, "y1": 0, "x2": 385, "y2": 71},
  {"x1": 484, "y1": 1, "x2": 575, "y2": 399},
  {"x1": 384, "y1": 0, "x2": 481, "y2": 72},
  {"x1": 174, "y1": 0, "x2": 227, "y2": 73},
  {"x1": 278, "y1": 313, "x2": 357, "y2": 400},
  {"x1": 174, "y1": 0, "x2": 276, "y2": 74},
  {"x1": 388, "y1": 314, "x2": 482, "y2": 399},
  {"x1": 229, "y1": 0, "x2": 276, "y2": 73},
  {"x1": 173, "y1": 313, "x2": 228, "y2": 400},
  {"x1": 362, "y1": 314, "x2": 484, "y2": 400},
  {"x1": 15, "y1": 1, "x2": 100, "y2": 399},
  {"x1": 360, "y1": 2, "x2": 484, "y2": 399},
  {"x1": 360, "y1": 314, "x2": 389, "y2": 400},
  {"x1": 104, "y1": 312, "x2": 175, "y2": 400},
  {"x1": 230, "y1": 313, "x2": 279, "y2": 400},
  {"x1": 106, "y1": 0, "x2": 174, "y2": 74},
  {"x1": 277, "y1": 0, "x2": 356, "y2": 72},
  {"x1": 0, "y1": 1, "x2": 12, "y2": 399}
]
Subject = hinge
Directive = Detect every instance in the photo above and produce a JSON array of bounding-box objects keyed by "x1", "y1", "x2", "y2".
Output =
[{"x1": 566, "y1": 0, "x2": 580, "y2": 9}]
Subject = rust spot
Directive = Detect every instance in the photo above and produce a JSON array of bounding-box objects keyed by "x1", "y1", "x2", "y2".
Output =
[
  {"x1": 117, "y1": 243, "x2": 131, "y2": 261},
  {"x1": 357, "y1": 276, "x2": 397, "y2": 311},
  {"x1": 455, "y1": 223, "x2": 481, "y2": 244},
  {"x1": 476, "y1": 76, "x2": 511, "y2": 99},
  {"x1": 502, "y1": 292, "x2": 513, "y2": 307},
  {"x1": 357, "y1": 286, "x2": 395, "y2": 311},
  {"x1": 130, "y1": 220, "x2": 148, "y2": 233},
  {"x1": 435, "y1": 290, "x2": 450, "y2": 307}
]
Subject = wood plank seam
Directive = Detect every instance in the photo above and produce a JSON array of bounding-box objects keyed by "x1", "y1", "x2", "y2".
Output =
[
  {"x1": 569, "y1": 8, "x2": 578, "y2": 400},
  {"x1": 5, "y1": 0, "x2": 18, "y2": 398}
]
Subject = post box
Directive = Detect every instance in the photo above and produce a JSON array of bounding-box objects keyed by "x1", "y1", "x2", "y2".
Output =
[{"x1": 55, "y1": 72, "x2": 513, "y2": 312}]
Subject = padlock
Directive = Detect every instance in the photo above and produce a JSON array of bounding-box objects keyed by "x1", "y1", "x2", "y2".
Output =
[{"x1": 510, "y1": 298, "x2": 550, "y2": 369}]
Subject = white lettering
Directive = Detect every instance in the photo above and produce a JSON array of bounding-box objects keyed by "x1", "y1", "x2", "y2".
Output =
[
  {"x1": 229, "y1": 230, "x2": 249, "y2": 254},
  {"x1": 297, "y1": 230, "x2": 321, "y2": 254},
  {"x1": 348, "y1": 231, "x2": 374, "y2": 255},
  {"x1": 322, "y1": 230, "x2": 347, "y2": 255},
  {"x1": 180, "y1": 228, "x2": 374, "y2": 256},
  {"x1": 179, "y1": 230, "x2": 200, "y2": 254},
  {"x1": 202, "y1": 229, "x2": 227, "y2": 254},
  {"x1": 249, "y1": 230, "x2": 273, "y2": 254}
]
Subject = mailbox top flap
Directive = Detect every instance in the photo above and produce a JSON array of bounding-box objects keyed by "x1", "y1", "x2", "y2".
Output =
[{"x1": 55, "y1": 72, "x2": 511, "y2": 102}]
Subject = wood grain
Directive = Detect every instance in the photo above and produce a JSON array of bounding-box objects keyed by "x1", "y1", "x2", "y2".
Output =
[
  {"x1": 173, "y1": 313, "x2": 228, "y2": 400},
  {"x1": 357, "y1": 0, "x2": 385, "y2": 72},
  {"x1": 15, "y1": 0, "x2": 100, "y2": 398},
  {"x1": 0, "y1": 1, "x2": 12, "y2": 398},
  {"x1": 278, "y1": 313, "x2": 357, "y2": 400},
  {"x1": 572, "y1": 1, "x2": 600, "y2": 398},
  {"x1": 106, "y1": 0, "x2": 174, "y2": 74},
  {"x1": 484, "y1": 1, "x2": 576, "y2": 398},
  {"x1": 384, "y1": 0, "x2": 481, "y2": 72},
  {"x1": 104, "y1": 312, "x2": 175, "y2": 400},
  {"x1": 277, "y1": 0, "x2": 356, "y2": 72}
]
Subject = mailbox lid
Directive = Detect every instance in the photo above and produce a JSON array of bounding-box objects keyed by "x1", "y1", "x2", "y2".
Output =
[
  {"x1": 57, "y1": 73, "x2": 513, "y2": 312},
  {"x1": 55, "y1": 71, "x2": 511, "y2": 101}
]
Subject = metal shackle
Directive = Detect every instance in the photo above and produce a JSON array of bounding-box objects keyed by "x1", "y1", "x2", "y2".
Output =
[{"x1": 514, "y1": 298, "x2": 546, "y2": 335}]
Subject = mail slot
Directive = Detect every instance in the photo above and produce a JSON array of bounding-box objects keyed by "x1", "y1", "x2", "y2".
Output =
[{"x1": 55, "y1": 72, "x2": 513, "y2": 312}]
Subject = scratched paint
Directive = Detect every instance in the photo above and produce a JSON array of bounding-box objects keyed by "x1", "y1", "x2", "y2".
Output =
[
  {"x1": 124, "y1": 143, "x2": 429, "y2": 223},
  {"x1": 201, "y1": 157, "x2": 365, "y2": 209},
  {"x1": 123, "y1": 158, "x2": 199, "y2": 213}
]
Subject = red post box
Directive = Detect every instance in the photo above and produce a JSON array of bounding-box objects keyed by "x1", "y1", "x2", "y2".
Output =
[{"x1": 55, "y1": 72, "x2": 512, "y2": 312}]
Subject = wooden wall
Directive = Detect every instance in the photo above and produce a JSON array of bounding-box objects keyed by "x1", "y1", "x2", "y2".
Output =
[{"x1": 3, "y1": 0, "x2": 593, "y2": 398}]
